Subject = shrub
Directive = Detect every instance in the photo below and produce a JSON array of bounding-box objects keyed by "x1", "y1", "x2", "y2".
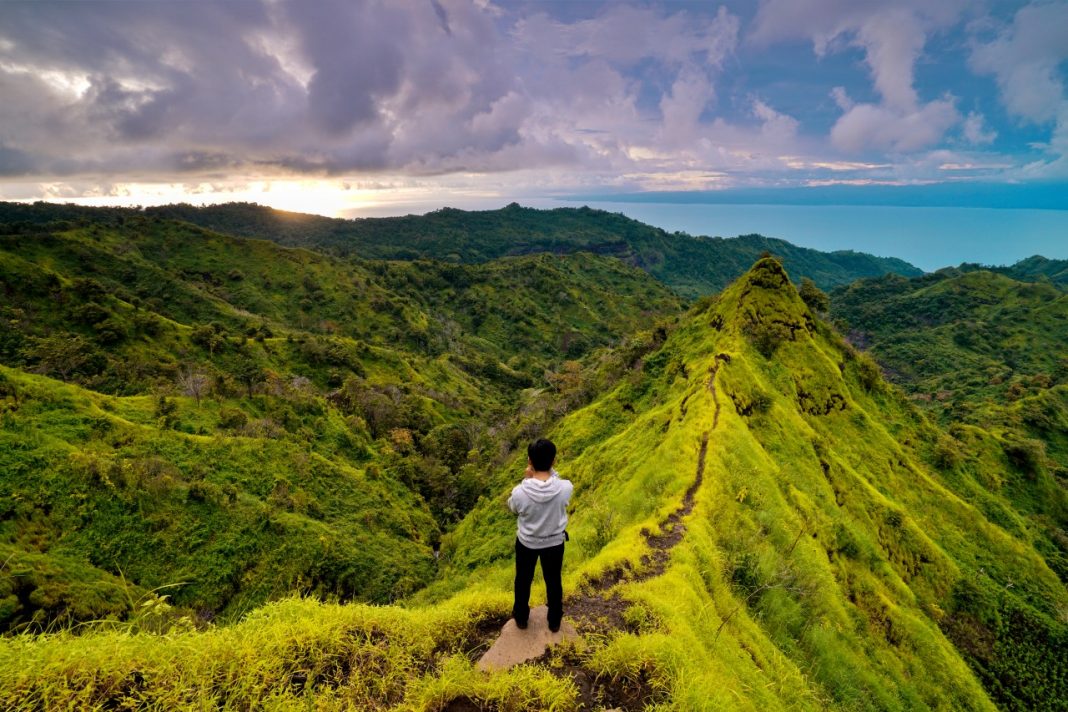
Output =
[
  {"x1": 834, "y1": 523, "x2": 861, "y2": 559},
  {"x1": 154, "y1": 396, "x2": 178, "y2": 429},
  {"x1": 745, "y1": 319, "x2": 791, "y2": 358},
  {"x1": 587, "y1": 503, "x2": 619, "y2": 554},
  {"x1": 187, "y1": 480, "x2": 221, "y2": 504},
  {"x1": 856, "y1": 353, "x2": 884, "y2": 393},
  {"x1": 750, "y1": 388, "x2": 773, "y2": 414},
  {"x1": 1003, "y1": 437, "x2": 1046, "y2": 478},
  {"x1": 798, "y1": 277, "x2": 829, "y2": 314},
  {"x1": 730, "y1": 552, "x2": 762, "y2": 591},
  {"x1": 933, "y1": 435, "x2": 964, "y2": 470},
  {"x1": 217, "y1": 407, "x2": 248, "y2": 431}
]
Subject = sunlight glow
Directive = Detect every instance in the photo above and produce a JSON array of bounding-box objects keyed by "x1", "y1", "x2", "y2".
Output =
[{"x1": 20, "y1": 180, "x2": 393, "y2": 218}]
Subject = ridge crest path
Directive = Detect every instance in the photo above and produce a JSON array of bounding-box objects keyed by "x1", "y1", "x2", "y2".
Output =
[{"x1": 475, "y1": 362, "x2": 720, "y2": 669}]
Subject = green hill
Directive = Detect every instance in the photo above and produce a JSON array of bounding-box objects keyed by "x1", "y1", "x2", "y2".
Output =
[
  {"x1": 830, "y1": 269, "x2": 1068, "y2": 411},
  {"x1": 0, "y1": 201, "x2": 924, "y2": 299},
  {"x1": 961, "y1": 256, "x2": 1068, "y2": 288},
  {"x1": 0, "y1": 212, "x2": 680, "y2": 631},
  {"x1": 5, "y1": 258, "x2": 1063, "y2": 710}
]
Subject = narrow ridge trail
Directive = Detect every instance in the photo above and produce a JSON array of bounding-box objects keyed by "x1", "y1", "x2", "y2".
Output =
[
  {"x1": 455, "y1": 363, "x2": 724, "y2": 709},
  {"x1": 468, "y1": 358, "x2": 723, "y2": 651},
  {"x1": 567, "y1": 358, "x2": 721, "y2": 631}
]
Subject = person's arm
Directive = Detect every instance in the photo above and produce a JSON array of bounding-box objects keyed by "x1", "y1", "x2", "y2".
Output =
[{"x1": 507, "y1": 484, "x2": 524, "y2": 514}]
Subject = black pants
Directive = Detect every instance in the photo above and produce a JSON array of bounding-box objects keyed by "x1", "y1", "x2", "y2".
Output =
[{"x1": 513, "y1": 538, "x2": 565, "y2": 627}]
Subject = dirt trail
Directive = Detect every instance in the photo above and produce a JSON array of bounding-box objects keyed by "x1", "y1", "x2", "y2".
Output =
[
  {"x1": 568, "y1": 359, "x2": 721, "y2": 631},
  {"x1": 454, "y1": 362, "x2": 724, "y2": 710}
]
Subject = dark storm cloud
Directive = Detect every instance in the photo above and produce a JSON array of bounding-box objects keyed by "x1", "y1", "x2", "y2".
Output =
[
  {"x1": 0, "y1": 0, "x2": 542, "y2": 177},
  {"x1": 284, "y1": 0, "x2": 406, "y2": 136},
  {"x1": 0, "y1": 144, "x2": 36, "y2": 176}
]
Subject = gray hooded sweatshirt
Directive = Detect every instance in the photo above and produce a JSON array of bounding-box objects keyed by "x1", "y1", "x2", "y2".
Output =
[{"x1": 508, "y1": 470, "x2": 573, "y2": 549}]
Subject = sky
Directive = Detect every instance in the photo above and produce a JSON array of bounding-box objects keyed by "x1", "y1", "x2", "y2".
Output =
[{"x1": 1, "y1": 0, "x2": 1066, "y2": 227}]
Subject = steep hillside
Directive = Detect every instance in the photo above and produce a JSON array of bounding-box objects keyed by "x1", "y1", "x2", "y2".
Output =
[
  {"x1": 146, "y1": 201, "x2": 923, "y2": 297},
  {"x1": 829, "y1": 268, "x2": 1068, "y2": 470},
  {"x1": 830, "y1": 269, "x2": 1068, "y2": 417},
  {"x1": 0, "y1": 201, "x2": 924, "y2": 298},
  {"x1": 0, "y1": 215, "x2": 680, "y2": 395},
  {"x1": 0, "y1": 214, "x2": 680, "y2": 631},
  {"x1": 6, "y1": 258, "x2": 1063, "y2": 711}
]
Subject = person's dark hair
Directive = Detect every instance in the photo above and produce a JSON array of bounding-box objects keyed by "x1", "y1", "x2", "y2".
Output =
[{"x1": 528, "y1": 438, "x2": 556, "y2": 472}]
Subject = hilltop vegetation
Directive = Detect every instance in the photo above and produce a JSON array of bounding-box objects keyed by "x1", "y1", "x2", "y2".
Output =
[
  {"x1": 3, "y1": 258, "x2": 1064, "y2": 711},
  {"x1": 0, "y1": 200, "x2": 923, "y2": 299},
  {"x1": 830, "y1": 268, "x2": 1068, "y2": 417},
  {"x1": 963, "y1": 255, "x2": 1068, "y2": 288},
  {"x1": 829, "y1": 268, "x2": 1068, "y2": 477},
  {"x1": 0, "y1": 211, "x2": 680, "y2": 631}
]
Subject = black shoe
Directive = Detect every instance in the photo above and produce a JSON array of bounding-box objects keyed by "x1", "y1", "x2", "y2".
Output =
[
  {"x1": 514, "y1": 618, "x2": 528, "y2": 630},
  {"x1": 548, "y1": 620, "x2": 561, "y2": 633}
]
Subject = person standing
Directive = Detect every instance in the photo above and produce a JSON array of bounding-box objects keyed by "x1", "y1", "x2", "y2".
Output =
[{"x1": 508, "y1": 438, "x2": 573, "y2": 632}]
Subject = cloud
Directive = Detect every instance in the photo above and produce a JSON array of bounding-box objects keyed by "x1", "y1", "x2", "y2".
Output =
[
  {"x1": 831, "y1": 98, "x2": 959, "y2": 153},
  {"x1": 962, "y1": 111, "x2": 997, "y2": 145},
  {"x1": 753, "y1": 0, "x2": 970, "y2": 154},
  {"x1": 752, "y1": 99, "x2": 800, "y2": 143},
  {"x1": 971, "y1": 2, "x2": 1068, "y2": 176},
  {"x1": 0, "y1": 0, "x2": 1053, "y2": 196},
  {"x1": 970, "y1": 2, "x2": 1068, "y2": 123},
  {"x1": 0, "y1": 1, "x2": 747, "y2": 181}
]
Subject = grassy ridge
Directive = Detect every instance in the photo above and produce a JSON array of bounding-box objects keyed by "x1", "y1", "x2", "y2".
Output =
[
  {"x1": 829, "y1": 266, "x2": 1068, "y2": 596},
  {"x1": 0, "y1": 364, "x2": 437, "y2": 629},
  {"x1": 145, "y1": 201, "x2": 923, "y2": 297},
  {"x1": 6, "y1": 259, "x2": 1062, "y2": 709},
  {"x1": 435, "y1": 257, "x2": 1066, "y2": 709},
  {"x1": 962, "y1": 255, "x2": 1068, "y2": 288}
]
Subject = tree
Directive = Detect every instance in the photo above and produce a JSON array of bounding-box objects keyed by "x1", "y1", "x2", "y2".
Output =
[
  {"x1": 177, "y1": 367, "x2": 209, "y2": 407},
  {"x1": 20, "y1": 335, "x2": 97, "y2": 382},
  {"x1": 234, "y1": 358, "x2": 262, "y2": 399},
  {"x1": 798, "y1": 278, "x2": 829, "y2": 314},
  {"x1": 191, "y1": 323, "x2": 227, "y2": 356}
]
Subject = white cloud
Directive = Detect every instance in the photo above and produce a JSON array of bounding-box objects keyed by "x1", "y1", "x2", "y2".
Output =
[
  {"x1": 971, "y1": 2, "x2": 1068, "y2": 177},
  {"x1": 831, "y1": 99, "x2": 959, "y2": 153},
  {"x1": 970, "y1": 2, "x2": 1068, "y2": 124},
  {"x1": 0, "y1": 0, "x2": 1047, "y2": 196},
  {"x1": 830, "y1": 86, "x2": 854, "y2": 111},
  {"x1": 962, "y1": 111, "x2": 997, "y2": 145},
  {"x1": 753, "y1": 0, "x2": 970, "y2": 154},
  {"x1": 752, "y1": 99, "x2": 800, "y2": 142}
]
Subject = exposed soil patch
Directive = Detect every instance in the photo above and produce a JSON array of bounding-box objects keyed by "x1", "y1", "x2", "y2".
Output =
[
  {"x1": 629, "y1": 430, "x2": 707, "y2": 584},
  {"x1": 565, "y1": 360, "x2": 718, "y2": 624},
  {"x1": 456, "y1": 612, "x2": 511, "y2": 663},
  {"x1": 535, "y1": 647, "x2": 669, "y2": 712},
  {"x1": 566, "y1": 590, "x2": 628, "y2": 635},
  {"x1": 441, "y1": 695, "x2": 492, "y2": 712}
]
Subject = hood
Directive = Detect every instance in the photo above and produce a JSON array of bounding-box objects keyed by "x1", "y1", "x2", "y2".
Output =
[{"x1": 520, "y1": 472, "x2": 564, "y2": 503}]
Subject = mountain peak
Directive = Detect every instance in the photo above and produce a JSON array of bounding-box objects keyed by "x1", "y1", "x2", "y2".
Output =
[
  {"x1": 715, "y1": 256, "x2": 815, "y2": 349},
  {"x1": 740, "y1": 255, "x2": 793, "y2": 292}
]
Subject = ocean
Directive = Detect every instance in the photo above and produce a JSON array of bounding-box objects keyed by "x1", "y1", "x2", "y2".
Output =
[{"x1": 544, "y1": 201, "x2": 1068, "y2": 272}]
